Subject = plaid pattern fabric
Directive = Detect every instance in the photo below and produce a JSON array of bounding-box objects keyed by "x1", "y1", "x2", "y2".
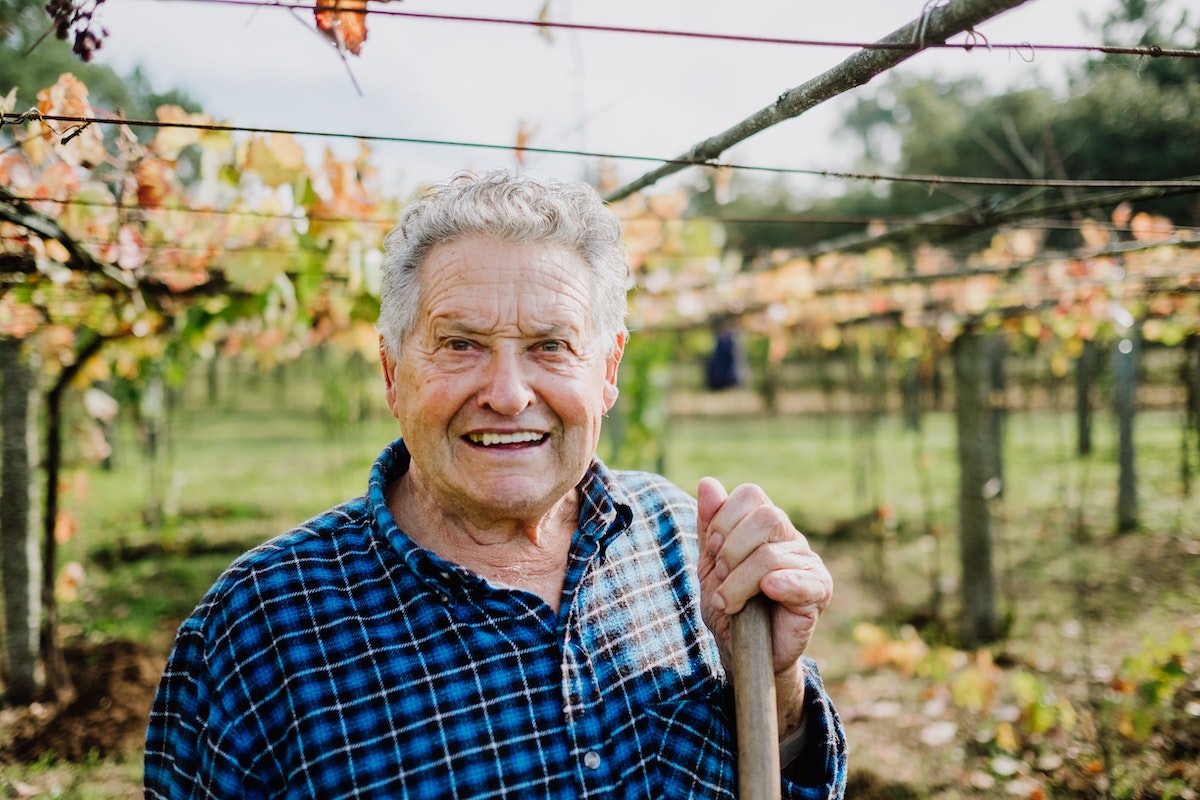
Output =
[{"x1": 145, "y1": 438, "x2": 847, "y2": 799}]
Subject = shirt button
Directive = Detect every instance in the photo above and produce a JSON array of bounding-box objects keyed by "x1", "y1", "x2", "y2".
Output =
[{"x1": 583, "y1": 750, "x2": 601, "y2": 770}]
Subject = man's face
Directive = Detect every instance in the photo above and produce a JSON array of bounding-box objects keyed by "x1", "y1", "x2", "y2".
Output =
[{"x1": 382, "y1": 235, "x2": 624, "y2": 523}]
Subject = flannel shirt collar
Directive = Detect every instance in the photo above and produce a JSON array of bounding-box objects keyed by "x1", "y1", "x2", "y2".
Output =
[{"x1": 365, "y1": 437, "x2": 633, "y2": 602}]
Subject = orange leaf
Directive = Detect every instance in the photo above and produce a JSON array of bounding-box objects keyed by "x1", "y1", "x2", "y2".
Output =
[
  {"x1": 1130, "y1": 212, "x2": 1174, "y2": 241},
  {"x1": 136, "y1": 158, "x2": 175, "y2": 207},
  {"x1": 54, "y1": 510, "x2": 77, "y2": 544},
  {"x1": 0, "y1": 296, "x2": 44, "y2": 337},
  {"x1": 55, "y1": 561, "x2": 85, "y2": 602},
  {"x1": 315, "y1": 0, "x2": 370, "y2": 55},
  {"x1": 514, "y1": 121, "x2": 537, "y2": 166},
  {"x1": 35, "y1": 74, "x2": 107, "y2": 168}
]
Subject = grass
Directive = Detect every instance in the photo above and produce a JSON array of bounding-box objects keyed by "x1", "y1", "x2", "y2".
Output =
[
  {"x1": 8, "y1": 359, "x2": 1199, "y2": 798},
  {"x1": 0, "y1": 755, "x2": 141, "y2": 800},
  {"x1": 663, "y1": 406, "x2": 1194, "y2": 533}
]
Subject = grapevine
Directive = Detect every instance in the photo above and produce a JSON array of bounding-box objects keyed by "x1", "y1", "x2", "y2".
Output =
[{"x1": 43, "y1": 0, "x2": 109, "y2": 61}]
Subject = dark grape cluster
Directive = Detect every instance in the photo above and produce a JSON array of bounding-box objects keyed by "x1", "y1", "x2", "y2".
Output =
[{"x1": 43, "y1": 0, "x2": 109, "y2": 62}]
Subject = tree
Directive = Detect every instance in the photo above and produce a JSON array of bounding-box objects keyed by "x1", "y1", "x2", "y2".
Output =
[
  {"x1": 1, "y1": 70, "x2": 393, "y2": 701},
  {"x1": 831, "y1": 3, "x2": 1200, "y2": 231},
  {"x1": 1085, "y1": 0, "x2": 1200, "y2": 89},
  {"x1": 953, "y1": 325, "x2": 1000, "y2": 647},
  {"x1": 1113, "y1": 325, "x2": 1141, "y2": 532},
  {"x1": 1, "y1": 332, "x2": 41, "y2": 703}
]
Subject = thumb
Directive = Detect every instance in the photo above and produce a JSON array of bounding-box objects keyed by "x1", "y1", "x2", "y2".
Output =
[{"x1": 697, "y1": 476, "x2": 728, "y2": 551}]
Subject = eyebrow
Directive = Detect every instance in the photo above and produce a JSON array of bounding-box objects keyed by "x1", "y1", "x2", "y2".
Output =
[{"x1": 433, "y1": 318, "x2": 581, "y2": 340}]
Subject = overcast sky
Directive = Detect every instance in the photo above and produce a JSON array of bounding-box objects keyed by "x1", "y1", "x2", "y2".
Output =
[{"x1": 89, "y1": 0, "x2": 1159, "y2": 199}]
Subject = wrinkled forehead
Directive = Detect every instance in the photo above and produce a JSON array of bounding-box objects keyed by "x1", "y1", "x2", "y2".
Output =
[{"x1": 417, "y1": 237, "x2": 597, "y2": 331}]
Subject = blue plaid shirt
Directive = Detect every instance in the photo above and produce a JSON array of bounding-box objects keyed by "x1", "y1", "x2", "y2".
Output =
[{"x1": 145, "y1": 439, "x2": 846, "y2": 799}]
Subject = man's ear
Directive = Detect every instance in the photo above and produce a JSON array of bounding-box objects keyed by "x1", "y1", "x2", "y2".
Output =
[
  {"x1": 602, "y1": 332, "x2": 626, "y2": 412},
  {"x1": 379, "y1": 337, "x2": 400, "y2": 417}
]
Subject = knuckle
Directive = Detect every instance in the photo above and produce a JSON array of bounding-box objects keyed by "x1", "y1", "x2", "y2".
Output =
[
  {"x1": 729, "y1": 482, "x2": 769, "y2": 505},
  {"x1": 748, "y1": 503, "x2": 792, "y2": 539}
]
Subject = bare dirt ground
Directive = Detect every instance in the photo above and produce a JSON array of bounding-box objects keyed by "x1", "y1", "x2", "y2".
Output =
[{"x1": 1, "y1": 640, "x2": 163, "y2": 765}]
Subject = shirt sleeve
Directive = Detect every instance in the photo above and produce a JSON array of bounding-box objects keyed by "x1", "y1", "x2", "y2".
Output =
[
  {"x1": 143, "y1": 617, "x2": 268, "y2": 800},
  {"x1": 780, "y1": 657, "x2": 848, "y2": 800}
]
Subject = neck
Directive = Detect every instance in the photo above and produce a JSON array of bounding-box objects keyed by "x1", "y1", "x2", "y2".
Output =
[{"x1": 389, "y1": 472, "x2": 578, "y2": 610}]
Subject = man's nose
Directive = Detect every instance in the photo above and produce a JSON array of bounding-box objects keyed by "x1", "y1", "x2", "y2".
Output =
[{"x1": 477, "y1": 350, "x2": 536, "y2": 415}]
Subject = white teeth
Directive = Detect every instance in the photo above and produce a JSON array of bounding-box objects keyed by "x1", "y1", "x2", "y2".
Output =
[{"x1": 468, "y1": 431, "x2": 544, "y2": 446}]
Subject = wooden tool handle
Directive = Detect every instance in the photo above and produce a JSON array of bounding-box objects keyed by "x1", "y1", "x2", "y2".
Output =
[{"x1": 730, "y1": 593, "x2": 781, "y2": 800}]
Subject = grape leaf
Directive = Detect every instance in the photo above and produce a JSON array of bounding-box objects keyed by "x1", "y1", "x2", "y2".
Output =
[
  {"x1": 152, "y1": 106, "x2": 213, "y2": 161},
  {"x1": 241, "y1": 133, "x2": 306, "y2": 189},
  {"x1": 35, "y1": 74, "x2": 107, "y2": 168},
  {"x1": 315, "y1": 0, "x2": 370, "y2": 55}
]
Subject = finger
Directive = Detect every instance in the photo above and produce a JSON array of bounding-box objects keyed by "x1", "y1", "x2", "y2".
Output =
[
  {"x1": 718, "y1": 542, "x2": 819, "y2": 615},
  {"x1": 759, "y1": 555, "x2": 833, "y2": 612},
  {"x1": 714, "y1": 501, "x2": 795, "y2": 573},
  {"x1": 697, "y1": 476, "x2": 728, "y2": 554}
]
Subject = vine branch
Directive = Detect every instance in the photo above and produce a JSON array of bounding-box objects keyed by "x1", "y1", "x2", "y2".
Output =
[{"x1": 604, "y1": 0, "x2": 1035, "y2": 202}]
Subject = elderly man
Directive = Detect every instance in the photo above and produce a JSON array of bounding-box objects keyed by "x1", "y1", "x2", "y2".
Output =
[{"x1": 144, "y1": 171, "x2": 847, "y2": 799}]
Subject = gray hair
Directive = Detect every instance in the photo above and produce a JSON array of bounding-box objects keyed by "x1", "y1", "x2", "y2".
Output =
[{"x1": 377, "y1": 170, "x2": 633, "y2": 357}]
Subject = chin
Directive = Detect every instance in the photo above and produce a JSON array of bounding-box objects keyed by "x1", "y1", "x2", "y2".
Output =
[{"x1": 469, "y1": 481, "x2": 568, "y2": 516}]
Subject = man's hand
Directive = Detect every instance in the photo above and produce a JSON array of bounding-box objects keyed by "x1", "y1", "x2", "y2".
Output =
[{"x1": 696, "y1": 476, "x2": 833, "y2": 676}]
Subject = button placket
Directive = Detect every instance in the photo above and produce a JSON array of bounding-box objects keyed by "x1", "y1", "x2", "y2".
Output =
[{"x1": 562, "y1": 608, "x2": 607, "y2": 789}]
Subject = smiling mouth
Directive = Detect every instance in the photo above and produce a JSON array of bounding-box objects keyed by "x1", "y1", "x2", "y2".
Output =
[{"x1": 465, "y1": 431, "x2": 548, "y2": 447}]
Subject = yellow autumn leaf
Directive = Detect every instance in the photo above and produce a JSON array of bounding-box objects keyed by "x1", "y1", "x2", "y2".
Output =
[
  {"x1": 241, "y1": 133, "x2": 307, "y2": 188},
  {"x1": 152, "y1": 106, "x2": 213, "y2": 160},
  {"x1": 1021, "y1": 315, "x2": 1042, "y2": 340},
  {"x1": 1056, "y1": 698, "x2": 1077, "y2": 731},
  {"x1": 994, "y1": 721, "x2": 1018, "y2": 752},
  {"x1": 1050, "y1": 351, "x2": 1069, "y2": 378},
  {"x1": 45, "y1": 238, "x2": 71, "y2": 262},
  {"x1": 950, "y1": 665, "x2": 995, "y2": 713},
  {"x1": 20, "y1": 124, "x2": 53, "y2": 165},
  {"x1": 853, "y1": 621, "x2": 887, "y2": 645},
  {"x1": 818, "y1": 326, "x2": 841, "y2": 351}
]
